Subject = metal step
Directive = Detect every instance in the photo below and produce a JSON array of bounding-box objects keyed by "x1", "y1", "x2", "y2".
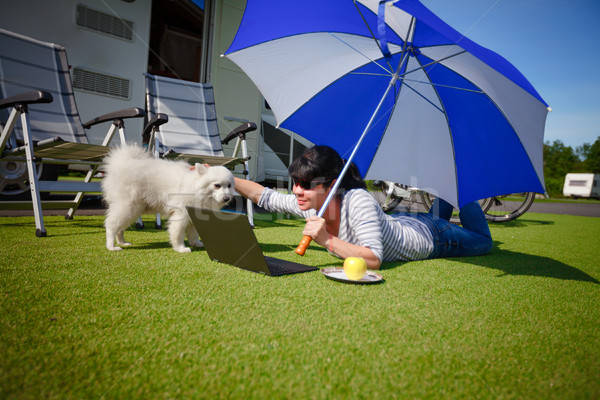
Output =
[{"x1": 0, "y1": 200, "x2": 79, "y2": 210}]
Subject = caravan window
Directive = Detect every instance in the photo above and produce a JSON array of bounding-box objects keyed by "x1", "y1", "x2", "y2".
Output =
[{"x1": 569, "y1": 180, "x2": 587, "y2": 187}]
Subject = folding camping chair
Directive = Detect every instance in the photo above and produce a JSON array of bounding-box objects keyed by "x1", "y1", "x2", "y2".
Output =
[
  {"x1": 143, "y1": 73, "x2": 257, "y2": 227},
  {"x1": 0, "y1": 29, "x2": 151, "y2": 236}
]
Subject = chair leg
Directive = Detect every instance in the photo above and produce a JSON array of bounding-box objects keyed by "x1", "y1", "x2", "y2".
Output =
[
  {"x1": 66, "y1": 167, "x2": 96, "y2": 220},
  {"x1": 68, "y1": 122, "x2": 120, "y2": 219},
  {"x1": 246, "y1": 197, "x2": 254, "y2": 228},
  {"x1": 134, "y1": 214, "x2": 161, "y2": 230},
  {"x1": 239, "y1": 137, "x2": 255, "y2": 227},
  {"x1": 148, "y1": 137, "x2": 163, "y2": 230},
  {"x1": 135, "y1": 217, "x2": 144, "y2": 229},
  {"x1": 21, "y1": 111, "x2": 46, "y2": 237},
  {"x1": 0, "y1": 107, "x2": 20, "y2": 154}
]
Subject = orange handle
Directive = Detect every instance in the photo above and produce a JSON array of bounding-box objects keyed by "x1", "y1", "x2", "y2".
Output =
[{"x1": 295, "y1": 235, "x2": 312, "y2": 256}]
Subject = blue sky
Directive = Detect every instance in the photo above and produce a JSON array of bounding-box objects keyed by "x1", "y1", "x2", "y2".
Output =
[{"x1": 421, "y1": 0, "x2": 600, "y2": 149}]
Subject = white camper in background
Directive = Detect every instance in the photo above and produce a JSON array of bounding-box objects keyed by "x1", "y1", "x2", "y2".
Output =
[
  {"x1": 563, "y1": 173, "x2": 600, "y2": 198},
  {"x1": 0, "y1": 0, "x2": 305, "y2": 198}
]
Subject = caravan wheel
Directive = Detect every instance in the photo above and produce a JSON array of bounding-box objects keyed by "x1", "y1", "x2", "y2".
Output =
[{"x1": 0, "y1": 161, "x2": 59, "y2": 198}]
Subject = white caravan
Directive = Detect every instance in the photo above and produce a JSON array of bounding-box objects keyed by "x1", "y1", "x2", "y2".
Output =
[
  {"x1": 563, "y1": 173, "x2": 600, "y2": 199},
  {"x1": 0, "y1": 0, "x2": 306, "y2": 196}
]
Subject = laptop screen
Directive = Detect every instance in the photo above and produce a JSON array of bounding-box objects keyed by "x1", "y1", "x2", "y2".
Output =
[
  {"x1": 188, "y1": 207, "x2": 318, "y2": 276},
  {"x1": 187, "y1": 207, "x2": 271, "y2": 274}
]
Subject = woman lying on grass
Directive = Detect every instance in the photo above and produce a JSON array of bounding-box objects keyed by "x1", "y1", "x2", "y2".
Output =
[{"x1": 234, "y1": 145, "x2": 492, "y2": 270}]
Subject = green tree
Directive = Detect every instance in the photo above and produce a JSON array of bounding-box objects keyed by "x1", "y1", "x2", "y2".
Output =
[
  {"x1": 543, "y1": 140, "x2": 578, "y2": 197},
  {"x1": 582, "y1": 136, "x2": 600, "y2": 173},
  {"x1": 544, "y1": 140, "x2": 578, "y2": 177},
  {"x1": 576, "y1": 142, "x2": 591, "y2": 162}
]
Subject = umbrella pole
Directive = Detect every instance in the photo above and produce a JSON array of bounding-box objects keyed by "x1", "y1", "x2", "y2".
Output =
[{"x1": 296, "y1": 73, "x2": 400, "y2": 255}]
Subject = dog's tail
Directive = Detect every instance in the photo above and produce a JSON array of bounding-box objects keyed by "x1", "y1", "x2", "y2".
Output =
[
  {"x1": 104, "y1": 144, "x2": 150, "y2": 163},
  {"x1": 102, "y1": 144, "x2": 151, "y2": 174}
]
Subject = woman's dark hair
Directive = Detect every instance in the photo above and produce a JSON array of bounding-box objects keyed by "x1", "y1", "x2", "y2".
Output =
[{"x1": 288, "y1": 145, "x2": 366, "y2": 191}]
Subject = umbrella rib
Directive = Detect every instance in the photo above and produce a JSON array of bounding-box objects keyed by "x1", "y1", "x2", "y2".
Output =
[
  {"x1": 388, "y1": 14, "x2": 417, "y2": 79},
  {"x1": 411, "y1": 50, "x2": 460, "y2": 206},
  {"x1": 350, "y1": 2, "x2": 418, "y2": 80},
  {"x1": 328, "y1": 32, "x2": 392, "y2": 75},
  {"x1": 395, "y1": 17, "x2": 417, "y2": 74},
  {"x1": 392, "y1": 18, "x2": 418, "y2": 113},
  {"x1": 400, "y1": 50, "x2": 468, "y2": 78},
  {"x1": 402, "y1": 78, "x2": 484, "y2": 94},
  {"x1": 353, "y1": 0, "x2": 395, "y2": 71},
  {"x1": 401, "y1": 82, "x2": 444, "y2": 113},
  {"x1": 349, "y1": 72, "x2": 393, "y2": 77}
]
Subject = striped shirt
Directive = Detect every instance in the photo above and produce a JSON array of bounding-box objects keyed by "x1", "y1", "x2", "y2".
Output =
[{"x1": 258, "y1": 188, "x2": 434, "y2": 262}]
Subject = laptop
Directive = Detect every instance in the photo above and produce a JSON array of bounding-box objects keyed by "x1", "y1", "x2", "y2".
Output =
[{"x1": 187, "y1": 207, "x2": 318, "y2": 276}]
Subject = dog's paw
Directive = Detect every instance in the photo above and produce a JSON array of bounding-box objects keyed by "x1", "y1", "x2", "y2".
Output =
[
  {"x1": 174, "y1": 246, "x2": 192, "y2": 253},
  {"x1": 108, "y1": 246, "x2": 123, "y2": 252},
  {"x1": 118, "y1": 241, "x2": 133, "y2": 247}
]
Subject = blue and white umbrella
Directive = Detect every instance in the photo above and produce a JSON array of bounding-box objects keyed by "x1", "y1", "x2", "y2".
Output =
[{"x1": 224, "y1": 0, "x2": 549, "y2": 210}]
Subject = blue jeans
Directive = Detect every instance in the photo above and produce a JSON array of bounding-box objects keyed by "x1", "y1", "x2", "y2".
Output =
[{"x1": 415, "y1": 198, "x2": 493, "y2": 259}]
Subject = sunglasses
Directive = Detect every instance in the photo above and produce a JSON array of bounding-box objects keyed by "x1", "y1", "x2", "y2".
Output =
[{"x1": 292, "y1": 178, "x2": 332, "y2": 190}]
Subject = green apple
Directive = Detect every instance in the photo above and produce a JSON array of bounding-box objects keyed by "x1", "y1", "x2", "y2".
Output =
[{"x1": 343, "y1": 257, "x2": 367, "y2": 280}]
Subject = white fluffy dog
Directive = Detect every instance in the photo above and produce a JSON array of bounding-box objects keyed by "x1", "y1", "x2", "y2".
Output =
[{"x1": 101, "y1": 144, "x2": 235, "y2": 253}]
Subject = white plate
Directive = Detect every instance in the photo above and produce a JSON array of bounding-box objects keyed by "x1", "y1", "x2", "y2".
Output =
[{"x1": 321, "y1": 267, "x2": 384, "y2": 284}]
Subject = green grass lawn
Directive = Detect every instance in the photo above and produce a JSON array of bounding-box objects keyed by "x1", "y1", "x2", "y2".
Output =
[{"x1": 1, "y1": 212, "x2": 599, "y2": 399}]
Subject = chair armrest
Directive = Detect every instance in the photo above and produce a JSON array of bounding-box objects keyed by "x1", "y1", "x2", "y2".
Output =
[
  {"x1": 0, "y1": 90, "x2": 53, "y2": 109},
  {"x1": 142, "y1": 113, "x2": 169, "y2": 140},
  {"x1": 82, "y1": 107, "x2": 145, "y2": 129},
  {"x1": 221, "y1": 122, "x2": 257, "y2": 145},
  {"x1": 3, "y1": 136, "x2": 64, "y2": 156}
]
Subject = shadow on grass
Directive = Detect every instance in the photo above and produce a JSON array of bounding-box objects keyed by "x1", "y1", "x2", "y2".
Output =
[
  {"x1": 260, "y1": 243, "x2": 300, "y2": 253},
  {"x1": 0, "y1": 217, "x2": 105, "y2": 238},
  {"x1": 260, "y1": 243, "x2": 341, "y2": 267},
  {"x1": 378, "y1": 239, "x2": 599, "y2": 284},
  {"x1": 463, "y1": 244, "x2": 599, "y2": 284},
  {"x1": 120, "y1": 241, "x2": 174, "y2": 251},
  {"x1": 487, "y1": 218, "x2": 555, "y2": 228}
]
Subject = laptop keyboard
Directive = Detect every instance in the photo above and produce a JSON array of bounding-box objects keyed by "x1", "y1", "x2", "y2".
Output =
[{"x1": 264, "y1": 256, "x2": 317, "y2": 276}]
